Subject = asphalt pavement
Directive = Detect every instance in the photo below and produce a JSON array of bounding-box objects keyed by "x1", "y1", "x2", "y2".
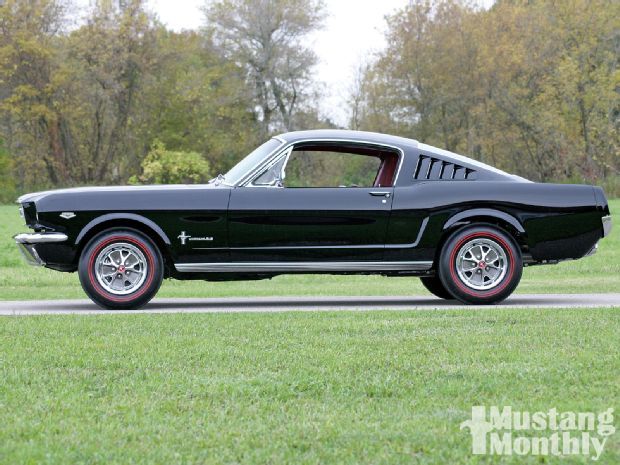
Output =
[{"x1": 0, "y1": 294, "x2": 618, "y2": 315}]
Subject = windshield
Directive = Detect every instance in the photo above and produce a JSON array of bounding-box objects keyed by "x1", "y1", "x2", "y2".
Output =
[{"x1": 224, "y1": 138, "x2": 284, "y2": 185}]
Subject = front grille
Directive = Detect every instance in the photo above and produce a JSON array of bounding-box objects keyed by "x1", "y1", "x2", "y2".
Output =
[{"x1": 413, "y1": 155, "x2": 476, "y2": 180}]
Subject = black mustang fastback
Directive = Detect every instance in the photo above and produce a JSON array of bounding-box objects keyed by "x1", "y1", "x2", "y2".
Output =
[{"x1": 14, "y1": 130, "x2": 612, "y2": 309}]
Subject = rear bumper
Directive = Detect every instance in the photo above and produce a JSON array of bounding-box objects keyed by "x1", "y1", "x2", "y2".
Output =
[
  {"x1": 602, "y1": 215, "x2": 612, "y2": 238},
  {"x1": 14, "y1": 232, "x2": 68, "y2": 266}
]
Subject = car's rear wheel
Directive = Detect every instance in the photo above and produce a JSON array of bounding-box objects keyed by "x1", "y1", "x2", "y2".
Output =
[
  {"x1": 420, "y1": 276, "x2": 453, "y2": 300},
  {"x1": 78, "y1": 229, "x2": 163, "y2": 310},
  {"x1": 438, "y1": 225, "x2": 522, "y2": 304}
]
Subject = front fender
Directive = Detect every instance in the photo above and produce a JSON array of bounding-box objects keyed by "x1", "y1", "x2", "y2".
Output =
[{"x1": 75, "y1": 213, "x2": 171, "y2": 246}]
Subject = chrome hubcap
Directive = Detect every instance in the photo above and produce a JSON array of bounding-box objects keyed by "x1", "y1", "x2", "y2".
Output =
[
  {"x1": 94, "y1": 242, "x2": 148, "y2": 295},
  {"x1": 456, "y1": 238, "x2": 507, "y2": 290}
]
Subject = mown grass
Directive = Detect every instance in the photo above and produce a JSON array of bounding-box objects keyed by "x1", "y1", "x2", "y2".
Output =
[
  {"x1": 0, "y1": 308, "x2": 618, "y2": 464},
  {"x1": 0, "y1": 200, "x2": 618, "y2": 300}
]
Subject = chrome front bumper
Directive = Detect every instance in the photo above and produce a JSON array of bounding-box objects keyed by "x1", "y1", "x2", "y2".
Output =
[
  {"x1": 14, "y1": 232, "x2": 68, "y2": 266},
  {"x1": 602, "y1": 215, "x2": 612, "y2": 238}
]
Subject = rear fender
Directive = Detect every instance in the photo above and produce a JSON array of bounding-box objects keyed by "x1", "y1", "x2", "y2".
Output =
[{"x1": 443, "y1": 208, "x2": 525, "y2": 234}]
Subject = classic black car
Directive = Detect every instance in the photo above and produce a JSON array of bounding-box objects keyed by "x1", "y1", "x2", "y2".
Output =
[{"x1": 14, "y1": 130, "x2": 612, "y2": 309}]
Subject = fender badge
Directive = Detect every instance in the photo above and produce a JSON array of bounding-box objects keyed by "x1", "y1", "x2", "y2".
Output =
[
  {"x1": 178, "y1": 232, "x2": 214, "y2": 245},
  {"x1": 178, "y1": 231, "x2": 191, "y2": 245},
  {"x1": 60, "y1": 212, "x2": 76, "y2": 219}
]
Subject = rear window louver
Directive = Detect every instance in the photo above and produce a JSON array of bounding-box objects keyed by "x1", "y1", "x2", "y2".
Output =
[{"x1": 413, "y1": 155, "x2": 476, "y2": 180}]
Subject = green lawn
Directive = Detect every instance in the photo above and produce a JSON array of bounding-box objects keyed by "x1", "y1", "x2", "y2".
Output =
[
  {"x1": 0, "y1": 309, "x2": 618, "y2": 464},
  {"x1": 1, "y1": 203, "x2": 618, "y2": 464},
  {"x1": 0, "y1": 201, "x2": 618, "y2": 300}
]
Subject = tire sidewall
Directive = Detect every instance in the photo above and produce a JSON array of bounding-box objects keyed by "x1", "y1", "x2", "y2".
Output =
[
  {"x1": 78, "y1": 229, "x2": 163, "y2": 310},
  {"x1": 420, "y1": 276, "x2": 453, "y2": 300},
  {"x1": 438, "y1": 225, "x2": 522, "y2": 304}
]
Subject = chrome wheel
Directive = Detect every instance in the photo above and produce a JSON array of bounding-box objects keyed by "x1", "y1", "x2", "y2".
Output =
[
  {"x1": 455, "y1": 238, "x2": 507, "y2": 291},
  {"x1": 94, "y1": 242, "x2": 148, "y2": 295}
]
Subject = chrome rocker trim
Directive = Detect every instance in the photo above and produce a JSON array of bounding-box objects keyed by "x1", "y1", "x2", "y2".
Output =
[
  {"x1": 174, "y1": 261, "x2": 434, "y2": 273},
  {"x1": 602, "y1": 215, "x2": 612, "y2": 238},
  {"x1": 14, "y1": 232, "x2": 68, "y2": 266}
]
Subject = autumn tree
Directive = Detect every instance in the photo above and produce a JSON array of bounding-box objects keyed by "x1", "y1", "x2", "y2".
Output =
[
  {"x1": 0, "y1": 0, "x2": 71, "y2": 187},
  {"x1": 62, "y1": 0, "x2": 158, "y2": 183},
  {"x1": 137, "y1": 29, "x2": 260, "y2": 174},
  {"x1": 473, "y1": 0, "x2": 620, "y2": 181},
  {"x1": 0, "y1": 139, "x2": 15, "y2": 203},
  {"x1": 204, "y1": 0, "x2": 325, "y2": 135},
  {"x1": 0, "y1": 0, "x2": 269, "y2": 194},
  {"x1": 0, "y1": 0, "x2": 159, "y2": 187},
  {"x1": 355, "y1": 0, "x2": 619, "y2": 184}
]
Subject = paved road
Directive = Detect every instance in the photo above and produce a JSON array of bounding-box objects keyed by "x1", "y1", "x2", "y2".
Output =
[{"x1": 0, "y1": 294, "x2": 618, "y2": 315}]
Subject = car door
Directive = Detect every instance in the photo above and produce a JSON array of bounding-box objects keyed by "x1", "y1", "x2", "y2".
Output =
[{"x1": 227, "y1": 141, "x2": 400, "y2": 262}]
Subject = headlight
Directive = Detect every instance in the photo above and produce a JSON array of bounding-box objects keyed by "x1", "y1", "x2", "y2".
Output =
[{"x1": 18, "y1": 206, "x2": 24, "y2": 219}]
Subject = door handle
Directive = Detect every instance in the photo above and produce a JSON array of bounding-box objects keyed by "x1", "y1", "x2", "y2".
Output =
[{"x1": 369, "y1": 191, "x2": 391, "y2": 198}]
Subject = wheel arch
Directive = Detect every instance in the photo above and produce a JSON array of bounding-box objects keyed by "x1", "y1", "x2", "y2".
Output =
[
  {"x1": 434, "y1": 209, "x2": 527, "y2": 268},
  {"x1": 444, "y1": 208, "x2": 524, "y2": 235},
  {"x1": 75, "y1": 214, "x2": 173, "y2": 276}
]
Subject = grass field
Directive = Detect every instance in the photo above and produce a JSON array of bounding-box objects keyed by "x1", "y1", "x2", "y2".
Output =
[
  {"x1": 1, "y1": 203, "x2": 618, "y2": 464},
  {"x1": 0, "y1": 201, "x2": 618, "y2": 300},
  {"x1": 0, "y1": 308, "x2": 618, "y2": 464}
]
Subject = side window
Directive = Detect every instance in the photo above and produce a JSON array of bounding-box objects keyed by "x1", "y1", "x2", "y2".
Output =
[{"x1": 283, "y1": 145, "x2": 398, "y2": 188}]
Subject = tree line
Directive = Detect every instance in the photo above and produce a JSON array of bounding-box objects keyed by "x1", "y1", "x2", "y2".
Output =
[
  {"x1": 352, "y1": 0, "x2": 619, "y2": 189},
  {"x1": 0, "y1": 0, "x2": 327, "y2": 201},
  {"x1": 0, "y1": 0, "x2": 618, "y2": 203}
]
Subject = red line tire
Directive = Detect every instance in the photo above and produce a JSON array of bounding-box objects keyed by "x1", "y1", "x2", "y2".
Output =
[
  {"x1": 78, "y1": 229, "x2": 164, "y2": 310},
  {"x1": 420, "y1": 276, "x2": 454, "y2": 300},
  {"x1": 438, "y1": 225, "x2": 522, "y2": 305}
]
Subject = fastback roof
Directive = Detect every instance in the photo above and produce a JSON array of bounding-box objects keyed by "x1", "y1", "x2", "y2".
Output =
[{"x1": 278, "y1": 129, "x2": 522, "y2": 181}]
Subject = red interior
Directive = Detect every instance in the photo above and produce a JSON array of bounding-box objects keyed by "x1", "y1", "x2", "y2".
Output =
[{"x1": 373, "y1": 153, "x2": 399, "y2": 187}]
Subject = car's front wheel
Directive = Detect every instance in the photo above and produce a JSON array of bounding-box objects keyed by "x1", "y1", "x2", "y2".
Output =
[
  {"x1": 438, "y1": 225, "x2": 522, "y2": 305},
  {"x1": 78, "y1": 229, "x2": 164, "y2": 310}
]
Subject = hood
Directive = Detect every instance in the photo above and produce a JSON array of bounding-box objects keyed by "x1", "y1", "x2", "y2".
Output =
[{"x1": 18, "y1": 183, "x2": 231, "y2": 214}]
